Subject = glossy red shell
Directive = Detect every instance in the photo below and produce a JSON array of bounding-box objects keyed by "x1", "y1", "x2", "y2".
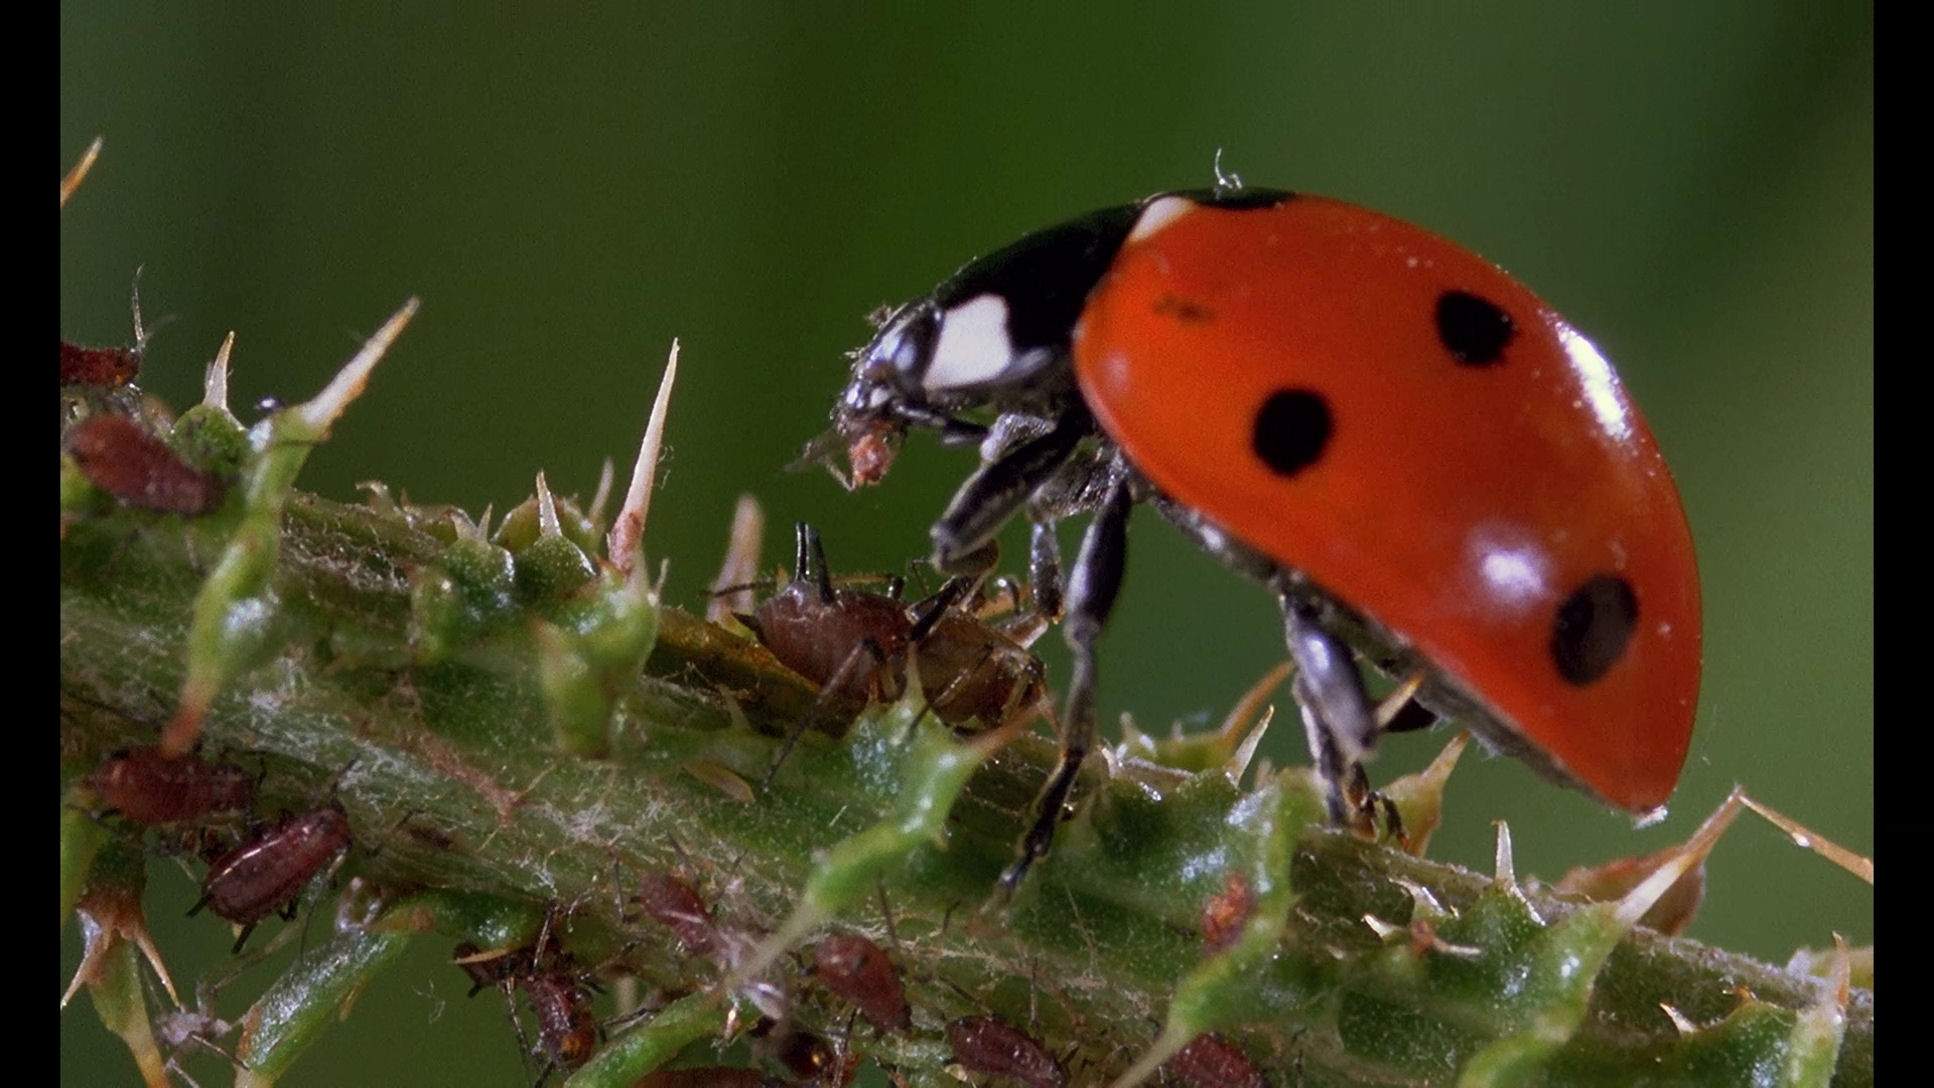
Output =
[{"x1": 1072, "y1": 195, "x2": 1700, "y2": 811}]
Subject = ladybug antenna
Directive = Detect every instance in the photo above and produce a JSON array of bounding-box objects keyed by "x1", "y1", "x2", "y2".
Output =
[{"x1": 793, "y1": 522, "x2": 835, "y2": 603}]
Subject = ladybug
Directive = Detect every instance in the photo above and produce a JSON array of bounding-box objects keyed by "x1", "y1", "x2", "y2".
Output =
[{"x1": 815, "y1": 185, "x2": 1701, "y2": 891}]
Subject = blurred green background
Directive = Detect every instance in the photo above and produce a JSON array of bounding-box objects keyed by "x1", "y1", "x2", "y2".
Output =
[{"x1": 62, "y1": 5, "x2": 1871, "y2": 1085}]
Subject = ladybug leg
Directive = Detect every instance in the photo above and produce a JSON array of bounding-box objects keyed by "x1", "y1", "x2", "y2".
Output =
[
  {"x1": 1027, "y1": 520, "x2": 1064, "y2": 623},
  {"x1": 928, "y1": 413, "x2": 1087, "y2": 576},
  {"x1": 1281, "y1": 597, "x2": 1380, "y2": 831},
  {"x1": 999, "y1": 473, "x2": 1132, "y2": 895}
]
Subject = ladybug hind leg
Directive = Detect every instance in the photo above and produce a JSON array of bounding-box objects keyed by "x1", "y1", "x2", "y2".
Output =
[{"x1": 1281, "y1": 596, "x2": 1381, "y2": 832}]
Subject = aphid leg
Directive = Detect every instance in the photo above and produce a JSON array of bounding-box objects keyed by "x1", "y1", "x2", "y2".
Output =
[
  {"x1": 907, "y1": 551, "x2": 997, "y2": 645},
  {"x1": 229, "y1": 923, "x2": 257, "y2": 955},
  {"x1": 762, "y1": 638, "x2": 887, "y2": 791},
  {"x1": 1281, "y1": 596, "x2": 1379, "y2": 831},
  {"x1": 1000, "y1": 477, "x2": 1132, "y2": 895}
]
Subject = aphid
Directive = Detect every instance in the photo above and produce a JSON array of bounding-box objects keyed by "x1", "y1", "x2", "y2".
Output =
[
  {"x1": 85, "y1": 745, "x2": 255, "y2": 825},
  {"x1": 743, "y1": 522, "x2": 1049, "y2": 781},
  {"x1": 190, "y1": 802, "x2": 351, "y2": 952},
  {"x1": 818, "y1": 185, "x2": 1701, "y2": 888},
  {"x1": 945, "y1": 1015, "x2": 1066, "y2": 1088},
  {"x1": 1163, "y1": 1033, "x2": 1267, "y2": 1088},
  {"x1": 814, "y1": 932, "x2": 912, "y2": 1033},
  {"x1": 635, "y1": 870, "x2": 724, "y2": 960},
  {"x1": 519, "y1": 968, "x2": 600, "y2": 1074},
  {"x1": 59, "y1": 340, "x2": 142, "y2": 387},
  {"x1": 1199, "y1": 872, "x2": 1254, "y2": 954},
  {"x1": 65, "y1": 414, "x2": 226, "y2": 515}
]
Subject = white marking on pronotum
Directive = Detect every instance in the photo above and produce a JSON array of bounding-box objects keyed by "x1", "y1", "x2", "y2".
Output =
[
  {"x1": 922, "y1": 295, "x2": 1014, "y2": 390},
  {"x1": 295, "y1": 299, "x2": 420, "y2": 434},
  {"x1": 1128, "y1": 194, "x2": 1194, "y2": 243},
  {"x1": 609, "y1": 339, "x2": 681, "y2": 576}
]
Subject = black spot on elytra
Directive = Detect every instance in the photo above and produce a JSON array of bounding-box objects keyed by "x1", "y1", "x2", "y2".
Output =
[
  {"x1": 1436, "y1": 290, "x2": 1515, "y2": 366},
  {"x1": 1154, "y1": 295, "x2": 1214, "y2": 323},
  {"x1": 1252, "y1": 389, "x2": 1331, "y2": 477},
  {"x1": 1550, "y1": 575, "x2": 1639, "y2": 685}
]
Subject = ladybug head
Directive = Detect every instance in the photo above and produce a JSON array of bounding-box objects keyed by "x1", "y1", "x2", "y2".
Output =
[{"x1": 808, "y1": 300, "x2": 955, "y2": 489}]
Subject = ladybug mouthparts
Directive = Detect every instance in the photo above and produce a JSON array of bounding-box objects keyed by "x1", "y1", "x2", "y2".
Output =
[{"x1": 843, "y1": 422, "x2": 901, "y2": 487}]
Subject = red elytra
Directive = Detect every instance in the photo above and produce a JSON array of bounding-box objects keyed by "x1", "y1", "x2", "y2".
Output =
[{"x1": 1071, "y1": 196, "x2": 1700, "y2": 812}]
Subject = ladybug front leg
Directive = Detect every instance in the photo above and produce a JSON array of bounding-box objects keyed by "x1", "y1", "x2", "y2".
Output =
[
  {"x1": 999, "y1": 471, "x2": 1132, "y2": 895},
  {"x1": 911, "y1": 413, "x2": 1088, "y2": 641},
  {"x1": 1281, "y1": 597, "x2": 1380, "y2": 830}
]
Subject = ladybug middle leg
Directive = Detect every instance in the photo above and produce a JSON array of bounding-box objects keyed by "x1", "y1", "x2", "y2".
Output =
[
  {"x1": 1280, "y1": 594, "x2": 1381, "y2": 831},
  {"x1": 999, "y1": 471, "x2": 1132, "y2": 894}
]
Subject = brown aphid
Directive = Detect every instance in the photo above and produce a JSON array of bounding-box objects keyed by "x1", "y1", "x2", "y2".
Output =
[
  {"x1": 1201, "y1": 872, "x2": 1255, "y2": 953},
  {"x1": 85, "y1": 745, "x2": 255, "y2": 825},
  {"x1": 60, "y1": 340, "x2": 142, "y2": 387},
  {"x1": 746, "y1": 523, "x2": 914, "y2": 704},
  {"x1": 1164, "y1": 1033, "x2": 1267, "y2": 1088},
  {"x1": 916, "y1": 607, "x2": 1048, "y2": 728},
  {"x1": 65, "y1": 414, "x2": 225, "y2": 515},
  {"x1": 945, "y1": 1016, "x2": 1066, "y2": 1088},
  {"x1": 190, "y1": 803, "x2": 351, "y2": 952},
  {"x1": 814, "y1": 932, "x2": 911, "y2": 1033},
  {"x1": 635, "y1": 870, "x2": 722, "y2": 959},
  {"x1": 520, "y1": 969, "x2": 600, "y2": 1071},
  {"x1": 746, "y1": 523, "x2": 1051, "y2": 785}
]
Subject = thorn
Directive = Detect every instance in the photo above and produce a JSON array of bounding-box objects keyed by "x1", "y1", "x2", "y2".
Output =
[
  {"x1": 1372, "y1": 670, "x2": 1428, "y2": 730},
  {"x1": 1613, "y1": 788, "x2": 1745, "y2": 930},
  {"x1": 61, "y1": 136, "x2": 104, "y2": 208},
  {"x1": 1658, "y1": 1003, "x2": 1699, "y2": 1036},
  {"x1": 132, "y1": 928, "x2": 182, "y2": 1008},
  {"x1": 1361, "y1": 913, "x2": 1402, "y2": 941},
  {"x1": 608, "y1": 339, "x2": 681, "y2": 576},
  {"x1": 129, "y1": 267, "x2": 148, "y2": 348},
  {"x1": 535, "y1": 471, "x2": 561, "y2": 539},
  {"x1": 1492, "y1": 820, "x2": 1515, "y2": 887},
  {"x1": 204, "y1": 332, "x2": 236, "y2": 412},
  {"x1": 1826, "y1": 933, "x2": 1852, "y2": 1006},
  {"x1": 1222, "y1": 705, "x2": 1273, "y2": 784},
  {"x1": 587, "y1": 457, "x2": 616, "y2": 531},
  {"x1": 1736, "y1": 791, "x2": 1873, "y2": 884},
  {"x1": 707, "y1": 494, "x2": 766, "y2": 624},
  {"x1": 294, "y1": 298, "x2": 420, "y2": 434},
  {"x1": 1213, "y1": 660, "x2": 1292, "y2": 751}
]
